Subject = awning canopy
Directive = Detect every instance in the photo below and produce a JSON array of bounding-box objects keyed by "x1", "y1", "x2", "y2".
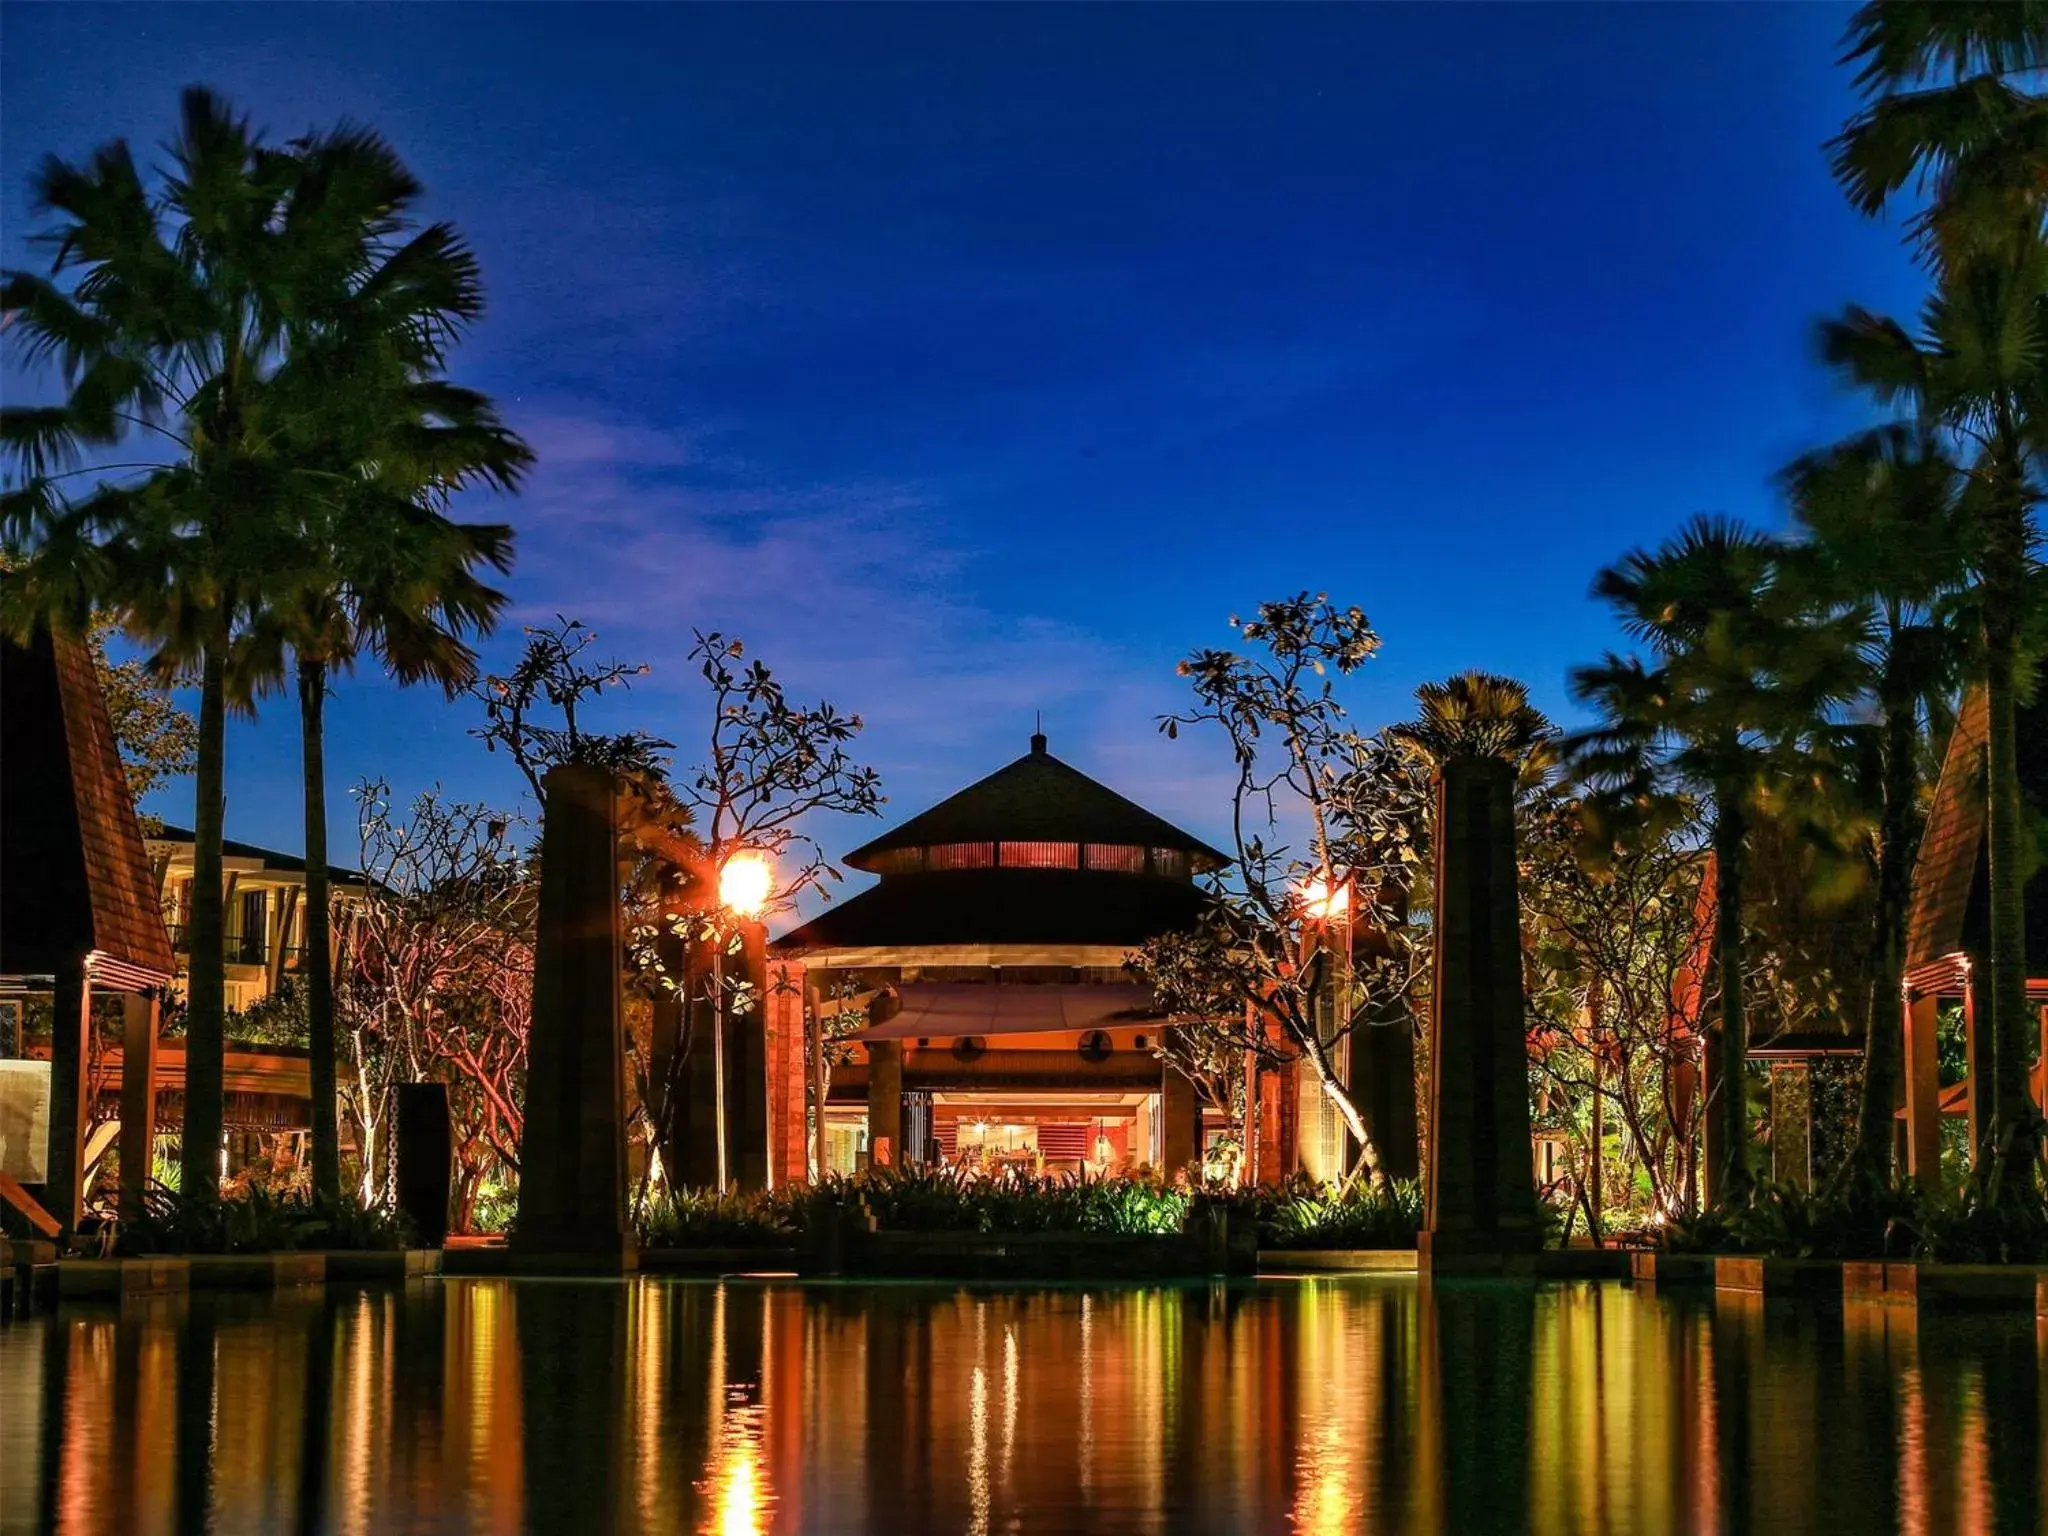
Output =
[{"x1": 855, "y1": 983, "x2": 1161, "y2": 1041}]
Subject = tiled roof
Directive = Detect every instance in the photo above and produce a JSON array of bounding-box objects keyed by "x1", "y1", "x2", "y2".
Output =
[
  {"x1": 149, "y1": 824, "x2": 367, "y2": 887},
  {"x1": 1905, "y1": 690, "x2": 1987, "y2": 967},
  {"x1": 844, "y1": 736, "x2": 1228, "y2": 873},
  {"x1": 1, "y1": 623, "x2": 176, "y2": 981},
  {"x1": 1904, "y1": 674, "x2": 2048, "y2": 971}
]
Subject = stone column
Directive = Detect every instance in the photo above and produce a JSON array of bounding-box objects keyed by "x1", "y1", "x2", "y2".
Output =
[
  {"x1": 1423, "y1": 756, "x2": 1537, "y2": 1265},
  {"x1": 1351, "y1": 1021, "x2": 1419, "y2": 1182},
  {"x1": 867, "y1": 1040, "x2": 903, "y2": 1167},
  {"x1": 44, "y1": 957, "x2": 92, "y2": 1230},
  {"x1": 118, "y1": 991, "x2": 159, "y2": 1223},
  {"x1": 1160, "y1": 1063, "x2": 1199, "y2": 1176},
  {"x1": 512, "y1": 764, "x2": 634, "y2": 1266}
]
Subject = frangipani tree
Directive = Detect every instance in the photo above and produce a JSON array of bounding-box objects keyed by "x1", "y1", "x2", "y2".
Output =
[{"x1": 1136, "y1": 593, "x2": 1432, "y2": 1190}]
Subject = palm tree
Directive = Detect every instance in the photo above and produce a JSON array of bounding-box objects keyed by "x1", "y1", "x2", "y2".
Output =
[
  {"x1": 252, "y1": 125, "x2": 530, "y2": 1205},
  {"x1": 1569, "y1": 519, "x2": 1860, "y2": 1202},
  {"x1": 1, "y1": 90, "x2": 325, "y2": 1194},
  {"x1": 1780, "y1": 427, "x2": 1970, "y2": 1174},
  {"x1": 1390, "y1": 673, "x2": 1552, "y2": 1248},
  {"x1": 1828, "y1": 0, "x2": 2048, "y2": 1186}
]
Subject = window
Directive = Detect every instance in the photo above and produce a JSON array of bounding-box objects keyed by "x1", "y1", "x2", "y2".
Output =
[
  {"x1": 868, "y1": 847, "x2": 926, "y2": 875},
  {"x1": 1083, "y1": 844, "x2": 1145, "y2": 873},
  {"x1": 926, "y1": 842, "x2": 996, "y2": 870},
  {"x1": 1149, "y1": 848, "x2": 1189, "y2": 878},
  {"x1": 999, "y1": 841, "x2": 1079, "y2": 869}
]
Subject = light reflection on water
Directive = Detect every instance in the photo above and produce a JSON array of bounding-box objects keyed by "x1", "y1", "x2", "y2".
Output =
[{"x1": 1, "y1": 1276, "x2": 2043, "y2": 1535}]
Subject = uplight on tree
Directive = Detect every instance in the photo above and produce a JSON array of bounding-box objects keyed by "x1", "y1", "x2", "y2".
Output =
[{"x1": 720, "y1": 850, "x2": 774, "y2": 917}]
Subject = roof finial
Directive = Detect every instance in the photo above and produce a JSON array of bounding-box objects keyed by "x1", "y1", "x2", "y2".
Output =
[{"x1": 1031, "y1": 711, "x2": 1047, "y2": 754}]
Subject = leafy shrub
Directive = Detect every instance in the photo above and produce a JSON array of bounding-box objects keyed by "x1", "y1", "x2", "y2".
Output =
[
  {"x1": 1228, "y1": 1174, "x2": 1423, "y2": 1250},
  {"x1": 1658, "y1": 1168, "x2": 2048, "y2": 1264},
  {"x1": 118, "y1": 1184, "x2": 412, "y2": 1255},
  {"x1": 637, "y1": 1187, "x2": 798, "y2": 1248}
]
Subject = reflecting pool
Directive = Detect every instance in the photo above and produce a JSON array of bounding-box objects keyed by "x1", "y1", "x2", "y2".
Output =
[{"x1": 2, "y1": 1276, "x2": 2044, "y2": 1534}]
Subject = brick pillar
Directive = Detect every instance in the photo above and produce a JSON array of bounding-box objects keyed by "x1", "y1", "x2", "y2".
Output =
[
  {"x1": 45, "y1": 958, "x2": 92, "y2": 1230},
  {"x1": 1423, "y1": 756, "x2": 1537, "y2": 1262},
  {"x1": 1160, "y1": 1063, "x2": 1199, "y2": 1176},
  {"x1": 763, "y1": 959, "x2": 809, "y2": 1188},
  {"x1": 513, "y1": 764, "x2": 633, "y2": 1265},
  {"x1": 729, "y1": 923, "x2": 770, "y2": 1193},
  {"x1": 119, "y1": 991, "x2": 159, "y2": 1223}
]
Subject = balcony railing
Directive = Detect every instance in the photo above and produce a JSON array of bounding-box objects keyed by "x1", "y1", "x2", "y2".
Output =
[{"x1": 163, "y1": 925, "x2": 305, "y2": 970}]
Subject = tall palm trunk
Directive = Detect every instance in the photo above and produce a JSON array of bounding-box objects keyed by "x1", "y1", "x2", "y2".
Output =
[
  {"x1": 183, "y1": 639, "x2": 229, "y2": 1199},
  {"x1": 1981, "y1": 466, "x2": 2040, "y2": 1184},
  {"x1": 299, "y1": 654, "x2": 341, "y2": 1204},
  {"x1": 1855, "y1": 690, "x2": 1920, "y2": 1171},
  {"x1": 1712, "y1": 796, "x2": 1750, "y2": 1200}
]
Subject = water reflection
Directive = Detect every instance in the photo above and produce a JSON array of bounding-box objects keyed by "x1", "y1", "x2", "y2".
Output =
[{"x1": 2, "y1": 1277, "x2": 2043, "y2": 1535}]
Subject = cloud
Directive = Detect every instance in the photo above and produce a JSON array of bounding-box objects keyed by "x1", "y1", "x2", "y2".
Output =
[{"x1": 488, "y1": 400, "x2": 1247, "y2": 872}]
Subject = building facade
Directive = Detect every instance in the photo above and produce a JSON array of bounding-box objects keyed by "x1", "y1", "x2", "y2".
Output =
[
  {"x1": 147, "y1": 824, "x2": 368, "y2": 1013},
  {"x1": 769, "y1": 731, "x2": 1234, "y2": 1182}
]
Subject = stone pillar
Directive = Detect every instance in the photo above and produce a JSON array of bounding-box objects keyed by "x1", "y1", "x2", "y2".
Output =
[
  {"x1": 1423, "y1": 757, "x2": 1537, "y2": 1263},
  {"x1": 1769, "y1": 1062, "x2": 1812, "y2": 1190},
  {"x1": 867, "y1": 1040, "x2": 903, "y2": 1168},
  {"x1": 1352, "y1": 1021, "x2": 1420, "y2": 1182},
  {"x1": 1160, "y1": 1063, "x2": 1199, "y2": 1176},
  {"x1": 118, "y1": 991, "x2": 159, "y2": 1223},
  {"x1": 45, "y1": 958, "x2": 92, "y2": 1231},
  {"x1": 513, "y1": 764, "x2": 633, "y2": 1265},
  {"x1": 728, "y1": 922, "x2": 770, "y2": 1193},
  {"x1": 395, "y1": 1082, "x2": 453, "y2": 1245},
  {"x1": 763, "y1": 958, "x2": 809, "y2": 1189},
  {"x1": 1902, "y1": 990, "x2": 1942, "y2": 1182}
]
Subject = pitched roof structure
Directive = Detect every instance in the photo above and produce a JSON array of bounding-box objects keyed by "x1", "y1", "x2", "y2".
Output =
[
  {"x1": 150, "y1": 824, "x2": 369, "y2": 888},
  {"x1": 1905, "y1": 678, "x2": 2048, "y2": 971},
  {"x1": 843, "y1": 733, "x2": 1228, "y2": 873},
  {"x1": 1, "y1": 623, "x2": 176, "y2": 983},
  {"x1": 1905, "y1": 691, "x2": 1986, "y2": 967},
  {"x1": 775, "y1": 733, "x2": 1224, "y2": 956}
]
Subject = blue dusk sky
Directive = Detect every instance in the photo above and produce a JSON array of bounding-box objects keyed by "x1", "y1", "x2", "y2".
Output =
[{"x1": 2, "y1": 3, "x2": 1927, "y2": 900}]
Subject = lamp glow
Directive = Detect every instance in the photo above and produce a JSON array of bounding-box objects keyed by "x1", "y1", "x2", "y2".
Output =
[
  {"x1": 1297, "y1": 876, "x2": 1351, "y2": 921},
  {"x1": 719, "y1": 850, "x2": 773, "y2": 916}
]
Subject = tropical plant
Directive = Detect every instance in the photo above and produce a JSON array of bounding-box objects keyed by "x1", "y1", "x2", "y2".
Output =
[
  {"x1": 1570, "y1": 517, "x2": 1862, "y2": 1201},
  {"x1": 1826, "y1": 0, "x2": 2048, "y2": 1186},
  {"x1": 0, "y1": 90, "x2": 329, "y2": 1195},
  {"x1": 1140, "y1": 594, "x2": 1430, "y2": 1191},
  {"x1": 247, "y1": 122, "x2": 530, "y2": 1209},
  {"x1": 1779, "y1": 426, "x2": 1970, "y2": 1172}
]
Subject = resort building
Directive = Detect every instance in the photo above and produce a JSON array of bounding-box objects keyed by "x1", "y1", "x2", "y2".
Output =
[
  {"x1": 147, "y1": 825, "x2": 368, "y2": 1013},
  {"x1": 768, "y1": 730, "x2": 1233, "y2": 1181}
]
